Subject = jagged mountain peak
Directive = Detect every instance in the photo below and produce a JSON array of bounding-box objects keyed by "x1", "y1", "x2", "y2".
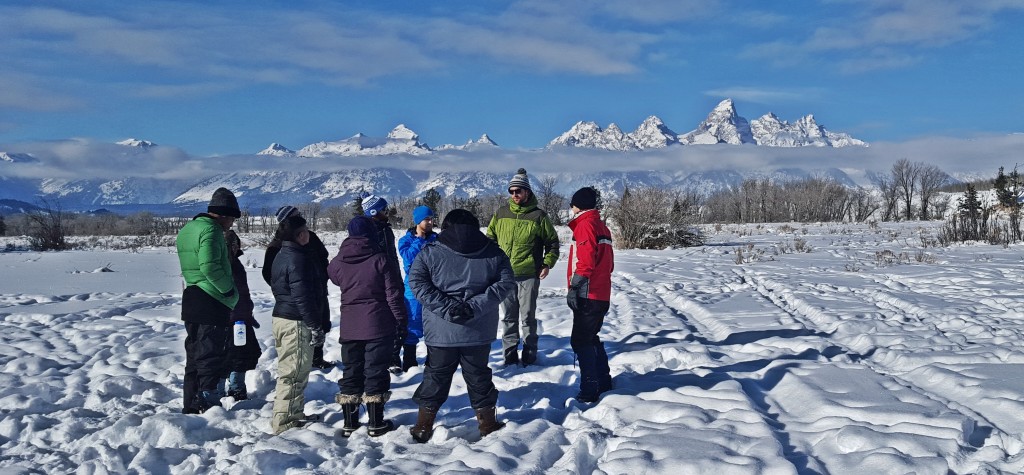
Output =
[
  {"x1": 117, "y1": 138, "x2": 157, "y2": 148},
  {"x1": 388, "y1": 124, "x2": 418, "y2": 141},
  {"x1": 679, "y1": 98, "x2": 754, "y2": 145},
  {"x1": 257, "y1": 143, "x2": 295, "y2": 156},
  {"x1": 0, "y1": 152, "x2": 38, "y2": 163}
]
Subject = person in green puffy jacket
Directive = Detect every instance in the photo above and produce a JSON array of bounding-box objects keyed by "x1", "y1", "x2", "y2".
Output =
[
  {"x1": 176, "y1": 187, "x2": 241, "y2": 413},
  {"x1": 486, "y1": 168, "x2": 559, "y2": 366}
]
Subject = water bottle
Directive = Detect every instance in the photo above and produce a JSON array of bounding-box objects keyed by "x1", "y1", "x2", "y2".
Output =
[{"x1": 233, "y1": 321, "x2": 246, "y2": 346}]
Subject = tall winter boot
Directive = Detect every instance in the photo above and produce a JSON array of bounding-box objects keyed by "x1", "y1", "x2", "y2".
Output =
[
  {"x1": 502, "y1": 345, "x2": 520, "y2": 367},
  {"x1": 364, "y1": 392, "x2": 395, "y2": 437},
  {"x1": 402, "y1": 344, "x2": 418, "y2": 371},
  {"x1": 475, "y1": 406, "x2": 505, "y2": 437},
  {"x1": 410, "y1": 405, "x2": 438, "y2": 443},
  {"x1": 336, "y1": 393, "x2": 362, "y2": 437},
  {"x1": 574, "y1": 345, "x2": 601, "y2": 403}
]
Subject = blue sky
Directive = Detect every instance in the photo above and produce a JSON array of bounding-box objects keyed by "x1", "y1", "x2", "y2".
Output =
[{"x1": 1, "y1": 0, "x2": 1022, "y2": 156}]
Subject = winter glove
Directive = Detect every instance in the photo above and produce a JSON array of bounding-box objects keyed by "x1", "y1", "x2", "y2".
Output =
[
  {"x1": 567, "y1": 274, "x2": 590, "y2": 311},
  {"x1": 309, "y1": 326, "x2": 326, "y2": 348},
  {"x1": 244, "y1": 315, "x2": 260, "y2": 329},
  {"x1": 448, "y1": 302, "x2": 474, "y2": 325}
]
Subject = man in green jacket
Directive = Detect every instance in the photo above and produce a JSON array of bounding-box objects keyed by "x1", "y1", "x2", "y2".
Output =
[
  {"x1": 486, "y1": 168, "x2": 560, "y2": 366},
  {"x1": 176, "y1": 187, "x2": 241, "y2": 413}
]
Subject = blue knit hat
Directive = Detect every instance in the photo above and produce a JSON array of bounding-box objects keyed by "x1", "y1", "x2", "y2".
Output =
[
  {"x1": 360, "y1": 191, "x2": 388, "y2": 217},
  {"x1": 412, "y1": 205, "x2": 434, "y2": 225}
]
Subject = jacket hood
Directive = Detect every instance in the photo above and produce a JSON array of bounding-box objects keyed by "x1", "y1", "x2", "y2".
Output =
[
  {"x1": 340, "y1": 236, "x2": 380, "y2": 264},
  {"x1": 438, "y1": 223, "x2": 490, "y2": 254}
]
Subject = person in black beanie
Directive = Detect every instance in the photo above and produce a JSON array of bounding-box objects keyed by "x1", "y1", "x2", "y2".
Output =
[
  {"x1": 263, "y1": 205, "x2": 335, "y2": 371},
  {"x1": 176, "y1": 187, "x2": 241, "y2": 413},
  {"x1": 407, "y1": 209, "x2": 516, "y2": 443},
  {"x1": 566, "y1": 186, "x2": 615, "y2": 403}
]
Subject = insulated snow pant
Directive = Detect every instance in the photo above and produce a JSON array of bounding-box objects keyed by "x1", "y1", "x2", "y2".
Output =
[
  {"x1": 413, "y1": 344, "x2": 498, "y2": 410},
  {"x1": 271, "y1": 317, "x2": 312, "y2": 434},
  {"x1": 569, "y1": 298, "x2": 612, "y2": 397},
  {"x1": 338, "y1": 336, "x2": 392, "y2": 397},
  {"x1": 500, "y1": 277, "x2": 540, "y2": 358},
  {"x1": 183, "y1": 322, "x2": 229, "y2": 412}
]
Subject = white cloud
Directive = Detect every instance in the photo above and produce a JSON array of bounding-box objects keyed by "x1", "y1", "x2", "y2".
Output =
[{"x1": 703, "y1": 87, "x2": 824, "y2": 105}]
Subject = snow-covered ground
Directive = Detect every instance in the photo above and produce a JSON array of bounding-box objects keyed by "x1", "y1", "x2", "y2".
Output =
[{"x1": 2, "y1": 221, "x2": 1024, "y2": 474}]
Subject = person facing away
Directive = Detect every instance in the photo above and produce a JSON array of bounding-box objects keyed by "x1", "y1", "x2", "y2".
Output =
[
  {"x1": 326, "y1": 215, "x2": 409, "y2": 437},
  {"x1": 397, "y1": 205, "x2": 438, "y2": 371},
  {"x1": 269, "y1": 215, "x2": 325, "y2": 434},
  {"x1": 359, "y1": 191, "x2": 408, "y2": 374},
  {"x1": 566, "y1": 187, "x2": 615, "y2": 403},
  {"x1": 407, "y1": 209, "x2": 516, "y2": 443},
  {"x1": 224, "y1": 229, "x2": 262, "y2": 401},
  {"x1": 176, "y1": 187, "x2": 240, "y2": 414},
  {"x1": 486, "y1": 168, "x2": 560, "y2": 367},
  {"x1": 263, "y1": 205, "x2": 334, "y2": 371}
]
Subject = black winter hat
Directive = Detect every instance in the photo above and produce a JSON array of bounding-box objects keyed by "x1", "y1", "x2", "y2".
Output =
[
  {"x1": 441, "y1": 208, "x2": 480, "y2": 229},
  {"x1": 208, "y1": 187, "x2": 241, "y2": 218},
  {"x1": 570, "y1": 187, "x2": 598, "y2": 210}
]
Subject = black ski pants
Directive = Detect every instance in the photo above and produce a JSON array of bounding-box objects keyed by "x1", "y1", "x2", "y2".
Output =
[{"x1": 413, "y1": 344, "x2": 498, "y2": 410}]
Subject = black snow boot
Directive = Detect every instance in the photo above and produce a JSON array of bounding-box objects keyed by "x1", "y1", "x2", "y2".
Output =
[
  {"x1": 502, "y1": 346, "x2": 519, "y2": 367},
  {"x1": 521, "y1": 345, "x2": 538, "y2": 366},
  {"x1": 365, "y1": 393, "x2": 395, "y2": 437},
  {"x1": 336, "y1": 393, "x2": 362, "y2": 437}
]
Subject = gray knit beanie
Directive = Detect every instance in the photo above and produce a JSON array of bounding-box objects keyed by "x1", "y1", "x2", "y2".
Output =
[{"x1": 508, "y1": 168, "x2": 531, "y2": 193}]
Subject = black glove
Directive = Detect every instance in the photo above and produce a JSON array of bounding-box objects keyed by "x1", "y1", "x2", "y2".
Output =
[
  {"x1": 567, "y1": 274, "x2": 590, "y2": 311},
  {"x1": 244, "y1": 315, "x2": 260, "y2": 329},
  {"x1": 309, "y1": 326, "x2": 326, "y2": 347},
  {"x1": 395, "y1": 323, "x2": 408, "y2": 346},
  {"x1": 448, "y1": 302, "x2": 474, "y2": 325}
]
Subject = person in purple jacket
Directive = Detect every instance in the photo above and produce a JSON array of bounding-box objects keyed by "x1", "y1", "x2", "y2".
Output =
[
  {"x1": 224, "y1": 230, "x2": 262, "y2": 401},
  {"x1": 327, "y1": 215, "x2": 409, "y2": 437}
]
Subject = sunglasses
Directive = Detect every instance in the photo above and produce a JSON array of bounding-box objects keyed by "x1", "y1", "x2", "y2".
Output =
[{"x1": 509, "y1": 188, "x2": 527, "y2": 195}]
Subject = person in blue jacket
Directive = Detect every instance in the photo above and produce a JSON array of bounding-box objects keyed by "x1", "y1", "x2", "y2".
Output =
[{"x1": 396, "y1": 205, "x2": 437, "y2": 371}]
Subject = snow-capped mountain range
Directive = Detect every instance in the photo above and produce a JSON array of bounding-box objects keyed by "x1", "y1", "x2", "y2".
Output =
[
  {"x1": 251, "y1": 99, "x2": 865, "y2": 158},
  {"x1": 552, "y1": 99, "x2": 866, "y2": 150}
]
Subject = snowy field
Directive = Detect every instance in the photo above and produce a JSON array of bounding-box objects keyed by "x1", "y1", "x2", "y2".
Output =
[{"x1": 3, "y1": 221, "x2": 1024, "y2": 474}]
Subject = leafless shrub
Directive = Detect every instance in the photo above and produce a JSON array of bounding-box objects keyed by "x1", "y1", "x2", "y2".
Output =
[
  {"x1": 607, "y1": 185, "x2": 704, "y2": 249},
  {"x1": 26, "y1": 199, "x2": 71, "y2": 251}
]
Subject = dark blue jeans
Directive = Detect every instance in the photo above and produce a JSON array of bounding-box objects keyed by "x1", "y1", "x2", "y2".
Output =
[
  {"x1": 413, "y1": 344, "x2": 498, "y2": 410},
  {"x1": 338, "y1": 337, "x2": 392, "y2": 396}
]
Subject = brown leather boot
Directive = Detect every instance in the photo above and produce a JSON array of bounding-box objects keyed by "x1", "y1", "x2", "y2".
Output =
[
  {"x1": 475, "y1": 406, "x2": 505, "y2": 437},
  {"x1": 410, "y1": 406, "x2": 438, "y2": 443}
]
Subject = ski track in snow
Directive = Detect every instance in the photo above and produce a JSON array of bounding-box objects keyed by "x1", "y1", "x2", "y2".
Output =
[{"x1": 3, "y1": 223, "x2": 1024, "y2": 473}]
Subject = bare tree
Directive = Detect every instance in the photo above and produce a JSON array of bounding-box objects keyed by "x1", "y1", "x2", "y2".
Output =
[
  {"x1": 892, "y1": 158, "x2": 922, "y2": 220},
  {"x1": 917, "y1": 164, "x2": 949, "y2": 220},
  {"x1": 535, "y1": 175, "x2": 566, "y2": 225},
  {"x1": 26, "y1": 199, "x2": 71, "y2": 251},
  {"x1": 871, "y1": 174, "x2": 900, "y2": 221}
]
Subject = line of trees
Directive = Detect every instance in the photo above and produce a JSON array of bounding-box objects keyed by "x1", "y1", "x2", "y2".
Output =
[{"x1": 702, "y1": 177, "x2": 878, "y2": 223}]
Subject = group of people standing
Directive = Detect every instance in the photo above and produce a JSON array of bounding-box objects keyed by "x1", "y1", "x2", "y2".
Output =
[{"x1": 174, "y1": 167, "x2": 616, "y2": 440}]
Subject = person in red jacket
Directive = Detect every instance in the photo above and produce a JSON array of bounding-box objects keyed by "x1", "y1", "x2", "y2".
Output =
[{"x1": 566, "y1": 187, "x2": 614, "y2": 403}]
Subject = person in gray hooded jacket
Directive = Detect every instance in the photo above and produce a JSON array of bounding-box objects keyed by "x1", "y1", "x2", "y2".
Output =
[{"x1": 406, "y1": 209, "x2": 516, "y2": 443}]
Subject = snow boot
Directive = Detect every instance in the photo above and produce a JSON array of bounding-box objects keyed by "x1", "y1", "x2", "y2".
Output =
[
  {"x1": 502, "y1": 346, "x2": 519, "y2": 367},
  {"x1": 365, "y1": 393, "x2": 395, "y2": 437},
  {"x1": 410, "y1": 406, "x2": 438, "y2": 443},
  {"x1": 402, "y1": 344, "x2": 418, "y2": 371},
  {"x1": 521, "y1": 345, "x2": 538, "y2": 366},
  {"x1": 475, "y1": 406, "x2": 505, "y2": 437},
  {"x1": 194, "y1": 390, "x2": 223, "y2": 413},
  {"x1": 227, "y1": 371, "x2": 248, "y2": 400},
  {"x1": 336, "y1": 393, "x2": 362, "y2": 437}
]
